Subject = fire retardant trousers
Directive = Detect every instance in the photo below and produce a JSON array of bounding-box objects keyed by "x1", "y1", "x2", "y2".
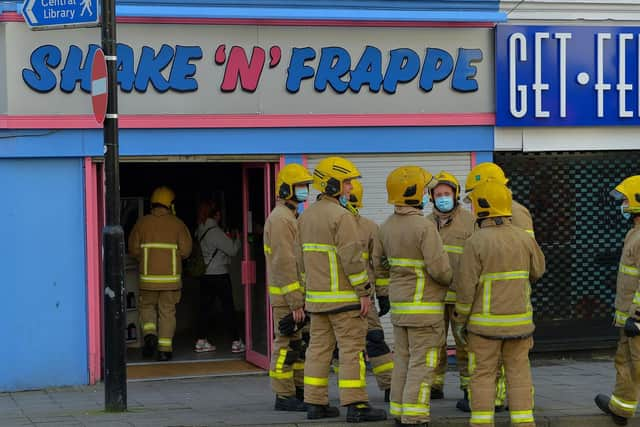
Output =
[
  {"x1": 390, "y1": 323, "x2": 445, "y2": 425},
  {"x1": 139, "y1": 289, "x2": 181, "y2": 352},
  {"x1": 433, "y1": 304, "x2": 470, "y2": 392},
  {"x1": 366, "y1": 307, "x2": 393, "y2": 391},
  {"x1": 468, "y1": 333, "x2": 535, "y2": 427},
  {"x1": 304, "y1": 310, "x2": 368, "y2": 406},
  {"x1": 607, "y1": 329, "x2": 640, "y2": 418},
  {"x1": 270, "y1": 306, "x2": 305, "y2": 397}
]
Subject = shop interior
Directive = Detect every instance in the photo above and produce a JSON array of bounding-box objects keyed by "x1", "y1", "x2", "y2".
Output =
[{"x1": 119, "y1": 161, "x2": 272, "y2": 372}]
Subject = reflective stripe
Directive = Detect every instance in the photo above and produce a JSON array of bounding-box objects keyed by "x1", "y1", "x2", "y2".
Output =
[
  {"x1": 460, "y1": 375, "x2": 471, "y2": 388},
  {"x1": 621, "y1": 263, "x2": 640, "y2": 277},
  {"x1": 158, "y1": 338, "x2": 172, "y2": 348},
  {"x1": 616, "y1": 310, "x2": 630, "y2": 327},
  {"x1": 391, "y1": 302, "x2": 445, "y2": 315},
  {"x1": 362, "y1": 251, "x2": 370, "y2": 260},
  {"x1": 433, "y1": 374, "x2": 444, "y2": 386},
  {"x1": 269, "y1": 370, "x2": 293, "y2": 379},
  {"x1": 389, "y1": 402, "x2": 403, "y2": 416},
  {"x1": 275, "y1": 348, "x2": 288, "y2": 372},
  {"x1": 292, "y1": 362, "x2": 305, "y2": 370},
  {"x1": 456, "y1": 302, "x2": 472, "y2": 315},
  {"x1": 426, "y1": 348, "x2": 439, "y2": 368},
  {"x1": 140, "y1": 274, "x2": 181, "y2": 283},
  {"x1": 303, "y1": 243, "x2": 339, "y2": 292},
  {"x1": 376, "y1": 278, "x2": 390, "y2": 287},
  {"x1": 470, "y1": 411, "x2": 494, "y2": 424},
  {"x1": 141, "y1": 243, "x2": 178, "y2": 249},
  {"x1": 469, "y1": 312, "x2": 533, "y2": 327},
  {"x1": 143, "y1": 322, "x2": 156, "y2": 333},
  {"x1": 611, "y1": 394, "x2": 638, "y2": 411},
  {"x1": 263, "y1": 244, "x2": 272, "y2": 255},
  {"x1": 444, "y1": 290, "x2": 457, "y2": 303},
  {"x1": 348, "y1": 270, "x2": 369, "y2": 287},
  {"x1": 372, "y1": 361, "x2": 394, "y2": 374},
  {"x1": 414, "y1": 268, "x2": 426, "y2": 302},
  {"x1": 269, "y1": 281, "x2": 302, "y2": 296},
  {"x1": 495, "y1": 365, "x2": 506, "y2": 405},
  {"x1": 418, "y1": 382, "x2": 430, "y2": 404},
  {"x1": 468, "y1": 352, "x2": 476, "y2": 375},
  {"x1": 304, "y1": 376, "x2": 328, "y2": 386},
  {"x1": 402, "y1": 403, "x2": 429, "y2": 416},
  {"x1": 634, "y1": 292, "x2": 640, "y2": 306},
  {"x1": 444, "y1": 244, "x2": 464, "y2": 254},
  {"x1": 306, "y1": 290, "x2": 359, "y2": 303},
  {"x1": 511, "y1": 410, "x2": 534, "y2": 423},
  {"x1": 140, "y1": 242, "x2": 179, "y2": 282},
  {"x1": 479, "y1": 271, "x2": 529, "y2": 315},
  {"x1": 388, "y1": 257, "x2": 425, "y2": 268},
  {"x1": 339, "y1": 352, "x2": 366, "y2": 389},
  {"x1": 525, "y1": 229, "x2": 535, "y2": 237}
]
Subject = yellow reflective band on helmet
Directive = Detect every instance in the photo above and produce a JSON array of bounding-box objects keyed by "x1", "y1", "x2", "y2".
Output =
[
  {"x1": 269, "y1": 281, "x2": 302, "y2": 296},
  {"x1": 470, "y1": 411, "x2": 495, "y2": 424},
  {"x1": 304, "y1": 376, "x2": 329, "y2": 386},
  {"x1": 511, "y1": 410, "x2": 534, "y2": 423},
  {"x1": 444, "y1": 245, "x2": 464, "y2": 254},
  {"x1": 348, "y1": 270, "x2": 369, "y2": 287},
  {"x1": 456, "y1": 302, "x2": 472, "y2": 315},
  {"x1": 263, "y1": 244, "x2": 272, "y2": 255},
  {"x1": 143, "y1": 322, "x2": 156, "y2": 333},
  {"x1": 480, "y1": 271, "x2": 530, "y2": 315},
  {"x1": 391, "y1": 302, "x2": 445, "y2": 315},
  {"x1": 620, "y1": 263, "x2": 640, "y2": 277},
  {"x1": 338, "y1": 353, "x2": 366, "y2": 389},
  {"x1": 140, "y1": 274, "x2": 181, "y2": 283},
  {"x1": 303, "y1": 243, "x2": 339, "y2": 292},
  {"x1": 372, "y1": 361, "x2": 394, "y2": 374},
  {"x1": 158, "y1": 338, "x2": 172, "y2": 348},
  {"x1": 426, "y1": 348, "x2": 439, "y2": 368},
  {"x1": 306, "y1": 290, "x2": 359, "y2": 303},
  {"x1": 388, "y1": 257, "x2": 425, "y2": 268},
  {"x1": 269, "y1": 370, "x2": 294, "y2": 379},
  {"x1": 389, "y1": 402, "x2": 403, "y2": 416},
  {"x1": 445, "y1": 290, "x2": 457, "y2": 303},
  {"x1": 611, "y1": 395, "x2": 637, "y2": 412},
  {"x1": 376, "y1": 278, "x2": 390, "y2": 286},
  {"x1": 362, "y1": 251, "x2": 370, "y2": 260},
  {"x1": 469, "y1": 311, "x2": 533, "y2": 327},
  {"x1": 616, "y1": 310, "x2": 630, "y2": 327},
  {"x1": 292, "y1": 362, "x2": 305, "y2": 370}
]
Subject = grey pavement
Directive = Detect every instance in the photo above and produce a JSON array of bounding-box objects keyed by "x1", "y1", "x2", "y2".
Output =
[{"x1": 2, "y1": 355, "x2": 640, "y2": 426}]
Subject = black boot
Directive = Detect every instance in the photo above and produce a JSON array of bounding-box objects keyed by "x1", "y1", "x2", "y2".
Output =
[
  {"x1": 430, "y1": 387, "x2": 444, "y2": 400},
  {"x1": 346, "y1": 402, "x2": 387, "y2": 423},
  {"x1": 142, "y1": 334, "x2": 157, "y2": 358},
  {"x1": 296, "y1": 387, "x2": 304, "y2": 402},
  {"x1": 456, "y1": 389, "x2": 471, "y2": 412},
  {"x1": 307, "y1": 403, "x2": 340, "y2": 420},
  {"x1": 384, "y1": 388, "x2": 390, "y2": 403},
  {"x1": 157, "y1": 351, "x2": 172, "y2": 362},
  {"x1": 595, "y1": 394, "x2": 629, "y2": 426},
  {"x1": 275, "y1": 395, "x2": 306, "y2": 412}
]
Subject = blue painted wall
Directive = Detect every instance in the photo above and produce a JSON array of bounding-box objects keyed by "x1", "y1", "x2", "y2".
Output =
[
  {"x1": 0, "y1": 126, "x2": 494, "y2": 158},
  {"x1": 0, "y1": 158, "x2": 88, "y2": 391}
]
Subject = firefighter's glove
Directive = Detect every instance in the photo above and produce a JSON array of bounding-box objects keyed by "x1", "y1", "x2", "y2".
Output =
[
  {"x1": 624, "y1": 318, "x2": 640, "y2": 337},
  {"x1": 380, "y1": 256, "x2": 390, "y2": 270},
  {"x1": 377, "y1": 295, "x2": 390, "y2": 317},
  {"x1": 453, "y1": 322, "x2": 468, "y2": 347},
  {"x1": 279, "y1": 312, "x2": 310, "y2": 336}
]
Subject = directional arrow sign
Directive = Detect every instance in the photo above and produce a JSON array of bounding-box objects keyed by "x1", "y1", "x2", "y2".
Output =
[{"x1": 22, "y1": 0, "x2": 99, "y2": 30}]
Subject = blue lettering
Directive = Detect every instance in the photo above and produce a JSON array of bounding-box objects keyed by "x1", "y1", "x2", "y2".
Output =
[
  {"x1": 314, "y1": 47, "x2": 351, "y2": 93},
  {"x1": 286, "y1": 47, "x2": 316, "y2": 93},
  {"x1": 452, "y1": 48, "x2": 482, "y2": 92},
  {"x1": 169, "y1": 45, "x2": 202, "y2": 92},
  {"x1": 116, "y1": 44, "x2": 135, "y2": 93},
  {"x1": 134, "y1": 44, "x2": 175, "y2": 93},
  {"x1": 60, "y1": 44, "x2": 99, "y2": 93},
  {"x1": 349, "y1": 46, "x2": 383, "y2": 93},
  {"x1": 383, "y1": 48, "x2": 420, "y2": 94},
  {"x1": 420, "y1": 48, "x2": 454, "y2": 92},
  {"x1": 22, "y1": 45, "x2": 61, "y2": 93}
]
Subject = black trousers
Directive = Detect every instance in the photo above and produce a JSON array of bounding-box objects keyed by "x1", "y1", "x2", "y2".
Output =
[{"x1": 197, "y1": 274, "x2": 241, "y2": 340}]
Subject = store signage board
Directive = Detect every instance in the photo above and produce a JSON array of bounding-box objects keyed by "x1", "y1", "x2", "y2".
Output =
[
  {"x1": 22, "y1": 0, "x2": 99, "y2": 30},
  {"x1": 496, "y1": 25, "x2": 640, "y2": 126}
]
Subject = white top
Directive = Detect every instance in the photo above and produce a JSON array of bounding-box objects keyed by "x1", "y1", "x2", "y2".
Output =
[{"x1": 195, "y1": 218, "x2": 241, "y2": 275}]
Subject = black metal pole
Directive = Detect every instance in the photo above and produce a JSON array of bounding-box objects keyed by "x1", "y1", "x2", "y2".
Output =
[{"x1": 101, "y1": 0, "x2": 126, "y2": 412}]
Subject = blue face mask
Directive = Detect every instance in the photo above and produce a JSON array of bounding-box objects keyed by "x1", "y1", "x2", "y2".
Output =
[
  {"x1": 421, "y1": 194, "x2": 429, "y2": 208},
  {"x1": 294, "y1": 187, "x2": 309, "y2": 202},
  {"x1": 622, "y1": 205, "x2": 632, "y2": 220},
  {"x1": 339, "y1": 195, "x2": 349, "y2": 207},
  {"x1": 435, "y1": 196, "x2": 455, "y2": 213}
]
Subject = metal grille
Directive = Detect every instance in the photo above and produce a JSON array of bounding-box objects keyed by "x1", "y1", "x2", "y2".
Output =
[{"x1": 496, "y1": 151, "x2": 640, "y2": 322}]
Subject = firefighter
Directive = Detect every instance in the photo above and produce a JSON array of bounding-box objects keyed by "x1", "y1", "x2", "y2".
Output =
[
  {"x1": 128, "y1": 186, "x2": 193, "y2": 362},
  {"x1": 264, "y1": 163, "x2": 313, "y2": 412},
  {"x1": 374, "y1": 166, "x2": 452, "y2": 427},
  {"x1": 348, "y1": 180, "x2": 393, "y2": 402},
  {"x1": 595, "y1": 176, "x2": 640, "y2": 427},
  {"x1": 463, "y1": 162, "x2": 536, "y2": 411},
  {"x1": 299, "y1": 156, "x2": 387, "y2": 423},
  {"x1": 427, "y1": 172, "x2": 475, "y2": 408},
  {"x1": 454, "y1": 180, "x2": 545, "y2": 427}
]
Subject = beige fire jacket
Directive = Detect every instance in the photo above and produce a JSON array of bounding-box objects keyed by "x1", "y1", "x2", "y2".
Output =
[
  {"x1": 299, "y1": 195, "x2": 370, "y2": 313},
  {"x1": 374, "y1": 206, "x2": 452, "y2": 327},
  {"x1": 455, "y1": 218, "x2": 546, "y2": 338},
  {"x1": 512, "y1": 200, "x2": 535, "y2": 239},
  {"x1": 128, "y1": 207, "x2": 193, "y2": 291},
  {"x1": 264, "y1": 201, "x2": 305, "y2": 311},
  {"x1": 614, "y1": 224, "x2": 640, "y2": 326},
  {"x1": 427, "y1": 206, "x2": 475, "y2": 304}
]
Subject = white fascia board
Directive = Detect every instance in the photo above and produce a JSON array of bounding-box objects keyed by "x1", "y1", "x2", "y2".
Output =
[{"x1": 521, "y1": 127, "x2": 640, "y2": 152}]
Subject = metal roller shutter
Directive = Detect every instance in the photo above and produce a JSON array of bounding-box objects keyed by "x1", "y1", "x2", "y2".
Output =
[{"x1": 307, "y1": 153, "x2": 472, "y2": 345}]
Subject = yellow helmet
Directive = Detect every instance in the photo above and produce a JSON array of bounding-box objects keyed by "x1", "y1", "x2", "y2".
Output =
[
  {"x1": 276, "y1": 163, "x2": 313, "y2": 200},
  {"x1": 349, "y1": 179, "x2": 364, "y2": 208},
  {"x1": 611, "y1": 176, "x2": 640, "y2": 214},
  {"x1": 468, "y1": 180, "x2": 512, "y2": 219},
  {"x1": 386, "y1": 166, "x2": 433, "y2": 207},
  {"x1": 430, "y1": 171, "x2": 460, "y2": 201},
  {"x1": 313, "y1": 156, "x2": 361, "y2": 196},
  {"x1": 465, "y1": 162, "x2": 509, "y2": 193},
  {"x1": 150, "y1": 186, "x2": 175, "y2": 209}
]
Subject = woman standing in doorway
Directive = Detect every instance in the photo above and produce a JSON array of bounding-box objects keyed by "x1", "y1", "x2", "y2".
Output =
[{"x1": 194, "y1": 200, "x2": 244, "y2": 353}]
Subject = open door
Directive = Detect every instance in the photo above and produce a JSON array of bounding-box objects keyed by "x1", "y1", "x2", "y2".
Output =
[{"x1": 242, "y1": 163, "x2": 275, "y2": 369}]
